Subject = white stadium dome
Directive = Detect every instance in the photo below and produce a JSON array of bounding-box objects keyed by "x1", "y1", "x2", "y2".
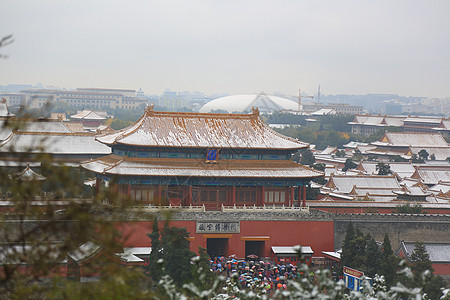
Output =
[{"x1": 199, "y1": 92, "x2": 298, "y2": 114}]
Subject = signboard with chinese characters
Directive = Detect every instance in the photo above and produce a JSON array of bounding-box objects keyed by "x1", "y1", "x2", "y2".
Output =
[
  {"x1": 343, "y1": 266, "x2": 371, "y2": 291},
  {"x1": 196, "y1": 221, "x2": 240, "y2": 234}
]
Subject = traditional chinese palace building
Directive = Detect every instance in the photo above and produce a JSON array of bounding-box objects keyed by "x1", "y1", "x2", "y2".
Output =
[{"x1": 82, "y1": 106, "x2": 322, "y2": 210}]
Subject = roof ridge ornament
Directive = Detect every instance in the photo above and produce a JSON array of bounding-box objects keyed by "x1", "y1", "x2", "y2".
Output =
[
  {"x1": 251, "y1": 106, "x2": 260, "y2": 117},
  {"x1": 145, "y1": 104, "x2": 155, "y2": 115}
]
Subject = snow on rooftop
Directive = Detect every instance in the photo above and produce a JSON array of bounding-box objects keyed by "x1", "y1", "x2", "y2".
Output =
[
  {"x1": 71, "y1": 110, "x2": 106, "y2": 120},
  {"x1": 326, "y1": 175, "x2": 401, "y2": 194},
  {"x1": 0, "y1": 132, "x2": 111, "y2": 155},
  {"x1": 82, "y1": 155, "x2": 322, "y2": 178},
  {"x1": 96, "y1": 108, "x2": 307, "y2": 150},
  {"x1": 271, "y1": 246, "x2": 313, "y2": 255}
]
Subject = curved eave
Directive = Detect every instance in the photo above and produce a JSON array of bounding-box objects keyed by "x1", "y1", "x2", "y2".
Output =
[
  {"x1": 104, "y1": 141, "x2": 309, "y2": 151},
  {"x1": 81, "y1": 155, "x2": 323, "y2": 179}
]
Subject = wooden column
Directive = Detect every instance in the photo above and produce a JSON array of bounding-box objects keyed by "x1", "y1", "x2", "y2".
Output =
[
  {"x1": 188, "y1": 185, "x2": 192, "y2": 206},
  {"x1": 231, "y1": 186, "x2": 236, "y2": 206},
  {"x1": 302, "y1": 185, "x2": 307, "y2": 207},
  {"x1": 157, "y1": 185, "x2": 162, "y2": 206},
  {"x1": 290, "y1": 186, "x2": 294, "y2": 207},
  {"x1": 285, "y1": 187, "x2": 289, "y2": 205},
  {"x1": 127, "y1": 184, "x2": 131, "y2": 196},
  {"x1": 261, "y1": 186, "x2": 265, "y2": 206}
]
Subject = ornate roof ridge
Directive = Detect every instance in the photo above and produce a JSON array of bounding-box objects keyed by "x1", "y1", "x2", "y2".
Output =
[
  {"x1": 143, "y1": 104, "x2": 260, "y2": 119},
  {"x1": 96, "y1": 107, "x2": 308, "y2": 149},
  {"x1": 12, "y1": 131, "x2": 96, "y2": 136}
]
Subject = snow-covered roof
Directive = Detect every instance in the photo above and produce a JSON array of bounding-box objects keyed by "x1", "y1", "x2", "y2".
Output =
[
  {"x1": 403, "y1": 117, "x2": 442, "y2": 124},
  {"x1": 393, "y1": 186, "x2": 431, "y2": 197},
  {"x1": 311, "y1": 108, "x2": 336, "y2": 116},
  {"x1": 115, "y1": 247, "x2": 152, "y2": 263},
  {"x1": 357, "y1": 162, "x2": 416, "y2": 179},
  {"x1": 271, "y1": 246, "x2": 313, "y2": 256},
  {"x1": 82, "y1": 155, "x2": 323, "y2": 178},
  {"x1": 399, "y1": 178, "x2": 422, "y2": 187},
  {"x1": 96, "y1": 107, "x2": 308, "y2": 150},
  {"x1": 318, "y1": 146, "x2": 338, "y2": 155},
  {"x1": 372, "y1": 132, "x2": 449, "y2": 147},
  {"x1": 0, "y1": 132, "x2": 111, "y2": 155},
  {"x1": 410, "y1": 147, "x2": 450, "y2": 161},
  {"x1": 343, "y1": 141, "x2": 369, "y2": 149},
  {"x1": 199, "y1": 93, "x2": 298, "y2": 114},
  {"x1": 400, "y1": 242, "x2": 450, "y2": 263},
  {"x1": 71, "y1": 110, "x2": 106, "y2": 120},
  {"x1": 68, "y1": 241, "x2": 102, "y2": 263},
  {"x1": 429, "y1": 181, "x2": 450, "y2": 194},
  {"x1": 413, "y1": 168, "x2": 450, "y2": 185},
  {"x1": 349, "y1": 115, "x2": 404, "y2": 127},
  {"x1": 351, "y1": 187, "x2": 398, "y2": 196},
  {"x1": 322, "y1": 251, "x2": 341, "y2": 260},
  {"x1": 325, "y1": 175, "x2": 401, "y2": 194},
  {"x1": 64, "y1": 122, "x2": 85, "y2": 133},
  {"x1": 10, "y1": 165, "x2": 46, "y2": 181},
  {"x1": 20, "y1": 121, "x2": 74, "y2": 133}
]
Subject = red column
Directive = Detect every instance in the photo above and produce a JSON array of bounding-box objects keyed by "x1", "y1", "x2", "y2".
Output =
[
  {"x1": 127, "y1": 184, "x2": 131, "y2": 196},
  {"x1": 157, "y1": 185, "x2": 162, "y2": 206},
  {"x1": 285, "y1": 187, "x2": 289, "y2": 205},
  {"x1": 290, "y1": 186, "x2": 294, "y2": 207},
  {"x1": 231, "y1": 186, "x2": 236, "y2": 206},
  {"x1": 302, "y1": 186, "x2": 307, "y2": 207},
  {"x1": 261, "y1": 186, "x2": 265, "y2": 206},
  {"x1": 188, "y1": 185, "x2": 192, "y2": 206}
]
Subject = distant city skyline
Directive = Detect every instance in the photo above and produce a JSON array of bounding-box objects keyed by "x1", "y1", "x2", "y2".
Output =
[{"x1": 1, "y1": 1, "x2": 450, "y2": 98}]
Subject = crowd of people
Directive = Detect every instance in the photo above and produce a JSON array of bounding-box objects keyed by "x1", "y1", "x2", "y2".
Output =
[{"x1": 209, "y1": 256, "x2": 315, "y2": 294}]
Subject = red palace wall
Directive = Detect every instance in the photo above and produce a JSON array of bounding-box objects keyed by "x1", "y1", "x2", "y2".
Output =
[
  {"x1": 310, "y1": 206, "x2": 450, "y2": 215},
  {"x1": 432, "y1": 264, "x2": 450, "y2": 276},
  {"x1": 117, "y1": 219, "x2": 335, "y2": 259}
]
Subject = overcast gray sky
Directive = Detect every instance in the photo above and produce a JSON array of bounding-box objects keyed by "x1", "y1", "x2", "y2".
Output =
[{"x1": 1, "y1": 0, "x2": 450, "y2": 98}]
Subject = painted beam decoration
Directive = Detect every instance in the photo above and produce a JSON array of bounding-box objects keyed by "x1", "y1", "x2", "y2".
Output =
[{"x1": 196, "y1": 221, "x2": 240, "y2": 234}]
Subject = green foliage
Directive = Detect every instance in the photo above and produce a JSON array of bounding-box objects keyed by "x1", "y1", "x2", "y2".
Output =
[
  {"x1": 263, "y1": 112, "x2": 308, "y2": 125},
  {"x1": 146, "y1": 221, "x2": 196, "y2": 287},
  {"x1": 335, "y1": 149, "x2": 346, "y2": 158},
  {"x1": 418, "y1": 149, "x2": 429, "y2": 161},
  {"x1": 109, "y1": 118, "x2": 133, "y2": 130},
  {"x1": 299, "y1": 148, "x2": 315, "y2": 166},
  {"x1": 391, "y1": 155, "x2": 409, "y2": 162},
  {"x1": 396, "y1": 203, "x2": 423, "y2": 214},
  {"x1": 411, "y1": 154, "x2": 425, "y2": 163},
  {"x1": 342, "y1": 158, "x2": 357, "y2": 172},
  {"x1": 340, "y1": 222, "x2": 356, "y2": 274},
  {"x1": 402, "y1": 241, "x2": 448, "y2": 299},
  {"x1": 145, "y1": 217, "x2": 162, "y2": 283},
  {"x1": 366, "y1": 236, "x2": 381, "y2": 278},
  {"x1": 380, "y1": 234, "x2": 399, "y2": 287},
  {"x1": 376, "y1": 162, "x2": 392, "y2": 175},
  {"x1": 410, "y1": 241, "x2": 433, "y2": 284},
  {"x1": 312, "y1": 163, "x2": 325, "y2": 171},
  {"x1": 161, "y1": 223, "x2": 195, "y2": 287}
]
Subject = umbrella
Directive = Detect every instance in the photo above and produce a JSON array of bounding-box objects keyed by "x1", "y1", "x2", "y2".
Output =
[{"x1": 247, "y1": 254, "x2": 258, "y2": 259}]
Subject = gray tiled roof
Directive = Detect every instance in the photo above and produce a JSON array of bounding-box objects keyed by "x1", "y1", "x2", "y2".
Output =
[{"x1": 402, "y1": 242, "x2": 450, "y2": 263}]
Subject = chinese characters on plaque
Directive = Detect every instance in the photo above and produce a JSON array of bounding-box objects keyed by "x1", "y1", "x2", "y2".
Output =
[{"x1": 196, "y1": 221, "x2": 240, "y2": 234}]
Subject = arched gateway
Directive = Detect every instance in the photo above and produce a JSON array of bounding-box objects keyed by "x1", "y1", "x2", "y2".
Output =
[{"x1": 81, "y1": 105, "x2": 322, "y2": 210}]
